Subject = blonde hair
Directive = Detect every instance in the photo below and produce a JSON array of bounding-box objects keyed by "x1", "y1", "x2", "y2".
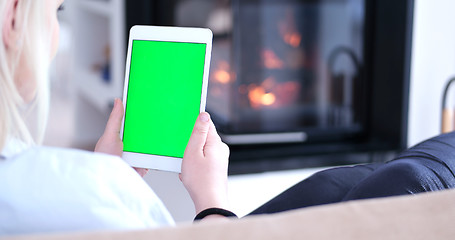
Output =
[{"x1": 0, "y1": 0, "x2": 50, "y2": 151}]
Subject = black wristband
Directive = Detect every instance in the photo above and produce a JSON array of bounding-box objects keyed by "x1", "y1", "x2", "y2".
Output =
[{"x1": 194, "y1": 208, "x2": 238, "y2": 221}]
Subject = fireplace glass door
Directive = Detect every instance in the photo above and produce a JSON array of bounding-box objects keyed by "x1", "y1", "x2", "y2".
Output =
[{"x1": 174, "y1": 0, "x2": 366, "y2": 144}]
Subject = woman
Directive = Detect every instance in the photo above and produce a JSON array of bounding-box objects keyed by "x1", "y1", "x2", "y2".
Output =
[{"x1": 0, "y1": 0, "x2": 232, "y2": 235}]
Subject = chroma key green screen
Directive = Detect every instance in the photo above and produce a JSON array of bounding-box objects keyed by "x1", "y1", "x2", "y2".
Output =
[{"x1": 123, "y1": 40, "x2": 207, "y2": 158}]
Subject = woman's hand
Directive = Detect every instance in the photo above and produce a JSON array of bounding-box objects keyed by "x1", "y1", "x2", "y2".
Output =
[
  {"x1": 95, "y1": 98, "x2": 149, "y2": 177},
  {"x1": 95, "y1": 98, "x2": 124, "y2": 157},
  {"x1": 180, "y1": 112, "x2": 230, "y2": 214}
]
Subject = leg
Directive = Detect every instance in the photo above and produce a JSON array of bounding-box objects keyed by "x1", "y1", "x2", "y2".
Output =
[
  {"x1": 249, "y1": 163, "x2": 382, "y2": 215},
  {"x1": 343, "y1": 133, "x2": 455, "y2": 200},
  {"x1": 342, "y1": 132, "x2": 455, "y2": 200},
  {"x1": 342, "y1": 160, "x2": 434, "y2": 201},
  {"x1": 250, "y1": 132, "x2": 455, "y2": 215}
]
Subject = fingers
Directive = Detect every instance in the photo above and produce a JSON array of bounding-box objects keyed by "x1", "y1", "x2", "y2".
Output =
[
  {"x1": 185, "y1": 112, "x2": 211, "y2": 156},
  {"x1": 207, "y1": 120, "x2": 222, "y2": 144},
  {"x1": 205, "y1": 120, "x2": 229, "y2": 156},
  {"x1": 103, "y1": 98, "x2": 124, "y2": 137},
  {"x1": 133, "y1": 167, "x2": 149, "y2": 178}
]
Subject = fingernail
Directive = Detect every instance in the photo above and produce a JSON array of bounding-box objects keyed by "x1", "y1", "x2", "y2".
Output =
[{"x1": 200, "y1": 112, "x2": 210, "y2": 122}]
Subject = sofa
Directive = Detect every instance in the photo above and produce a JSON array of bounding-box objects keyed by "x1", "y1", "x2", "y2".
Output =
[{"x1": 4, "y1": 188, "x2": 455, "y2": 240}]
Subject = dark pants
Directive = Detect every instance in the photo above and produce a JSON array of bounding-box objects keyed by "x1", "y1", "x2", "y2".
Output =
[{"x1": 250, "y1": 132, "x2": 455, "y2": 215}]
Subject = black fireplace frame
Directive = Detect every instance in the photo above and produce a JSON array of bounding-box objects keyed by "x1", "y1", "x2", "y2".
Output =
[{"x1": 125, "y1": 0, "x2": 414, "y2": 174}]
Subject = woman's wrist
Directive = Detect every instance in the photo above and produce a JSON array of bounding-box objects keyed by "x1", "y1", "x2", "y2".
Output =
[{"x1": 192, "y1": 187, "x2": 229, "y2": 214}]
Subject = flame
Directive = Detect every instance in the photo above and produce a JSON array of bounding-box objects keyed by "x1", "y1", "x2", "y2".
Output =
[
  {"x1": 284, "y1": 33, "x2": 301, "y2": 48},
  {"x1": 212, "y1": 61, "x2": 232, "y2": 84},
  {"x1": 247, "y1": 77, "x2": 278, "y2": 109},
  {"x1": 246, "y1": 77, "x2": 301, "y2": 109},
  {"x1": 262, "y1": 77, "x2": 276, "y2": 90},
  {"x1": 262, "y1": 93, "x2": 276, "y2": 106},
  {"x1": 214, "y1": 70, "x2": 230, "y2": 84},
  {"x1": 278, "y1": 10, "x2": 302, "y2": 48},
  {"x1": 262, "y1": 49, "x2": 284, "y2": 69},
  {"x1": 248, "y1": 85, "x2": 277, "y2": 109}
]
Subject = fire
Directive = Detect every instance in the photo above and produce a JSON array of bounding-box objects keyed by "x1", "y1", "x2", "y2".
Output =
[
  {"x1": 278, "y1": 10, "x2": 302, "y2": 48},
  {"x1": 247, "y1": 77, "x2": 301, "y2": 109},
  {"x1": 248, "y1": 85, "x2": 277, "y2": 108},
  {"x1": 284, "y1": 33, "x2": 301, "y2": 48},
  {"x1": 209, "y1": 59, "x2": 301, "y2": 111},
  {"x1": 212, "y1": 61, "x2": 232, "y2": 84},
  {"x1": 262, "y1": 93, "x2": 276, "y2": 106},
  {"x1": 214, "y1": 70, "x2": 230, "y2": 84},
  {"x1": 262, "y1": 49, "x2": 284, "y2": 69}
]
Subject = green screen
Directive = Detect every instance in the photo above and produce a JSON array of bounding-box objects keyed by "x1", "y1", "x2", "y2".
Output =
[{"x1": 123, "y1": 40, "x2": 206, "y2": 158}]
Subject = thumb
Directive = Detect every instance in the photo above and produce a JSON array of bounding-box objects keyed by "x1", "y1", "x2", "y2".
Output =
[
  {"x1": 205, "y1": 120, "x2": 222, "y2": 146},
  {"x1": 185, "y1": 112, "x2": 211, "y2": 156},
  {"x1": 103, "y1": 98, "x2": 124, "y2": 137}
]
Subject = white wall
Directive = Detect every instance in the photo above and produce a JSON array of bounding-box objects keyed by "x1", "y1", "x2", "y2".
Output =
[
  {"x1": 408, "y1": 0, "x2": 455, "y2": 147},
  {"x1": 143, "y1": 171, "x2": 195, "y2": 222}
]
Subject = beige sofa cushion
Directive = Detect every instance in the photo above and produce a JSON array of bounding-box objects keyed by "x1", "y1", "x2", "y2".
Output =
[{"x1": 6, "y1": 188, "x2": 455, "y2": 240}]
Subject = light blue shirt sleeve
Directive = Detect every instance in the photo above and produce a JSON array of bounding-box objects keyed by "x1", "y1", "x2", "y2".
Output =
[{"x1": 0, "y1": 144, "x2": 175, "y2": 236}]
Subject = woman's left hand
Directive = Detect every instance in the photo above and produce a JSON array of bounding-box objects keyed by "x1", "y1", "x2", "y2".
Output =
[{"x1": 95, "y1": 98, "x2": 149, "y2": 177}]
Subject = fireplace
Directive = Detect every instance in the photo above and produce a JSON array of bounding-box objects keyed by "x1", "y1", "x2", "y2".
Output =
[
  {"x1": 206, "y1": 0, "x2": 366, "y2": 143},
  {"x1": 126, "y1": 0, "x2": 414, "y2": 173}
]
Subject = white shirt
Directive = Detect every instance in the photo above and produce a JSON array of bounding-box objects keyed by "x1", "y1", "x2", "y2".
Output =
[{"x1": 0, "y1": 140, "x2": 175, "y2": 236}]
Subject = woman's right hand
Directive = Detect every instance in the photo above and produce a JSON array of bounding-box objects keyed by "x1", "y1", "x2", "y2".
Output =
[{"x1": 179, "y1": 113, "x2": 231, "y2": 215}]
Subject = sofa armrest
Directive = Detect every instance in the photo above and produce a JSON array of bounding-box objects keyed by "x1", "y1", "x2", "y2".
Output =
[{"x1": 6, "y1": 189, "x2": 455, "y2": 240}]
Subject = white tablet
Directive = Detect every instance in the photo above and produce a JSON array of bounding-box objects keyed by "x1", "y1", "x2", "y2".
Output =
[{"x1": 120, "y1": 25, "x2": 213, "y2": 173}]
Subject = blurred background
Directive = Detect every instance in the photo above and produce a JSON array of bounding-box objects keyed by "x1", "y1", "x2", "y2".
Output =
[{"x1": 45, "y1": 0, "x2": 455, "y2": 222}]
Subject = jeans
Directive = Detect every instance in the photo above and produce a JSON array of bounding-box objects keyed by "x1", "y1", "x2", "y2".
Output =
[{"x1": 250, "y1": 132, "x2": 455, "y2": 215}]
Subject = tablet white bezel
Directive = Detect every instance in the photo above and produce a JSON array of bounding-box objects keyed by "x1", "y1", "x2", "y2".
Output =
[{"x1": 120, "y1": 25, "x2": 213, "y2": 173}]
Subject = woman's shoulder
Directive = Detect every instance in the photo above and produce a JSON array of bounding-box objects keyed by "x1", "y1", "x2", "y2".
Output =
[
  {"x1": 1, "y1": 140, "x2": 124, "y2": 169},
  {"x1": 2, "y1": 145, "x2": 135, "y2": 181},
  {"x1": 0, "y1": 145, "x2": 174, "y2": 233},
  {"x1": 3, "y1": 145, "x2": 155, "y2": 203},
  {"x1": 23, "y1": 145, "x2": 128, "y2": 171},
  {"x1": 30, "y1": 145, "x2": 121, "y2": 162}
]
